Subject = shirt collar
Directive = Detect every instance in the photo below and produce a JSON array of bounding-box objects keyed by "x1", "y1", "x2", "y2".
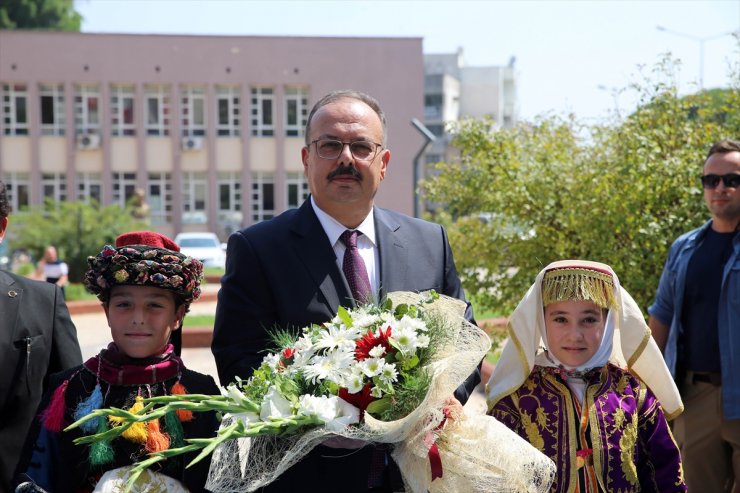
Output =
[{"x1": 310, "y1": 196, "x2": 376, "y2": 247}]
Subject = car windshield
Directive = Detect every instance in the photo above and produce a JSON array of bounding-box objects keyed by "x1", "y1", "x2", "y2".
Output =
[{"x1": 179, "y1": 238, "x2": 218, "y2": 248}]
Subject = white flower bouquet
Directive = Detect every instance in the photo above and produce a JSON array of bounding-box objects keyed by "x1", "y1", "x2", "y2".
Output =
[{"x1": 68, "y1": 291, "x2": 555, "y2": 493}]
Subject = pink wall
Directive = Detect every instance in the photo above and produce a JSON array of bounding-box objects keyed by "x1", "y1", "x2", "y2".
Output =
[{"x1": 0, "y1": 31, "x2": 424, "y2": 215}]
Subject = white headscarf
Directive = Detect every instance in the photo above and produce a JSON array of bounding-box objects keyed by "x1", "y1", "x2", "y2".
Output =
[{"x1": 486, "y1": 260, "x2": 683, "y2": 419}]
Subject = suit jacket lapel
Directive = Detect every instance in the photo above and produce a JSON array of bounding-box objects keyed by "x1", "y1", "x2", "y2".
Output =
[
  {"x1": 375, "y1": 207, "x2": 407, "y2": 300},
  {"x1": 0, "y1": 271, "x2": 22, "y2": 373},
  {"x1": 289, "y1": 200, "x2": 352, "y2": 310}
]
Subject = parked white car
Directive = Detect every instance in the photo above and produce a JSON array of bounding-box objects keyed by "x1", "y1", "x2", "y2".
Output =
[{"x1": 174, "y1": 232, "x2": 227, "y2": 269}]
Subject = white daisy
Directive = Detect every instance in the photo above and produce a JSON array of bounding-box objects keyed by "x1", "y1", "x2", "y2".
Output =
[
  {"x1": 378, "y1": 362, "x2": 399, "y2": 385},
  {"x1": 358, "y1": 357, "x2": 384, "y2": 377},
  {"x1": 368, "y1": 344, "x2": 387, "y2": 358},
  {"x1": 370, "y1": 385, "x2": 384, "y2": 398},
  {"x1": 344, "y1": 368, "x2": 366, "y2": 394},
  {"x1": 262, "y1": 353, "x2": 281, "y2": 370},
  {"x1": 302, "y1": 348, "x2": 354, "y2": 384},
  {"x1": 390, "y1": 325, "x2": 421, "y2": 355},
  {"x1": 315, "y1": 325, "x2": 362, "y2": 352}
]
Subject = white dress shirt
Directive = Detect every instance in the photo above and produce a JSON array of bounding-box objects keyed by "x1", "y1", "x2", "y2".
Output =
[{"x1": 310, "y1": 196, "x2": 379, "y2": 300}]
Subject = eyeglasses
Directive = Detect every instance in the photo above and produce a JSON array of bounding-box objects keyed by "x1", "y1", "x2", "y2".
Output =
[
  {"x1": 310, "y1": 139, "x2": 383, "y2": 161},
  {"x1": 700, "y1": 173, "x2": 740, "y2": 189}
]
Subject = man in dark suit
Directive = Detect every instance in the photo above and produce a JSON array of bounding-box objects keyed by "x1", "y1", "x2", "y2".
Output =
[
  {"x1": 0, "y1": 180, "x2": 82, "y2": 493},
  {"x1": 212, "y1": 90, "x2": 480, "y2": 492}
]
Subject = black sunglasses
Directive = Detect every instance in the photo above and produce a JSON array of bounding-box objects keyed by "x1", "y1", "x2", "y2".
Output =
[{"x1": 700, "y1": 173, "x2": 740, "y2": 189}]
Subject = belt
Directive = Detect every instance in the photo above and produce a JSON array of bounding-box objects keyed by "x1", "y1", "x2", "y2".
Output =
[{"x1": 689, "y1": 372, "x2": 722, "y2": 386}]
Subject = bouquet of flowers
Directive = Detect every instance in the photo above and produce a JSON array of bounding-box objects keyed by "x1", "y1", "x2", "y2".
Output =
[{"x1": 68, "y1": 291, "x2": 555, "y2": 493}]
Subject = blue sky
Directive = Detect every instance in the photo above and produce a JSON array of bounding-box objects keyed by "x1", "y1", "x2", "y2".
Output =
[{"x1": 75, "y1": 0, "x2": 739, "y2": 122}]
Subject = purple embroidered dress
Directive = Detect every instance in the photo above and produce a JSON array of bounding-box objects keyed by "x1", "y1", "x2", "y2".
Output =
[{"x1": 490, "y1": 364, "x2": 685, "y2": 493}]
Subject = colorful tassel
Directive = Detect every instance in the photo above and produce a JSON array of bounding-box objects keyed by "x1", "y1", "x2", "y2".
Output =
[
  {"x1": 164, "y1": 410, "x2": 185, "y2": 448},
  {"x1": 171, "y1": 381, "x2": 194, "y2": 422},
  {"x1": 89, "y1": 418, "x2": 114, "y2": 466},
  {"x1": 73, "y1": 383, "x2": 103, "y2": 433},
  {"x1": 145, "y1": 418, "x2": 170, "y2": 453},
  {"x1": 109, "y1": 396, "x2": 148, "y2": 444},
  {"x1": 41, "y1": 380, "x2": 69, "y2": 432}
]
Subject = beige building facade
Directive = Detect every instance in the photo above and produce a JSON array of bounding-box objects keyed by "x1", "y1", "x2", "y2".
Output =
[{"x1": 0, "y1": 31, "x2": 423, "y2": 239}]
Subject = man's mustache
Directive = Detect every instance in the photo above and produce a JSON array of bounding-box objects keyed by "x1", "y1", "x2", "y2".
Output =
[{"x1": 327, "y1": 166, "x2": 362, "y2": 181}]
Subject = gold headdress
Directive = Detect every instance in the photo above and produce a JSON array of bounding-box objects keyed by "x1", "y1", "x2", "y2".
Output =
[{"x1": 541, "y1": 265, "x2": 617, "y2": 310}]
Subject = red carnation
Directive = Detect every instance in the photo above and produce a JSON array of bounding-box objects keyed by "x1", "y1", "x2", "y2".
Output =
[
  {"x1": 355, "y1": 326, "x2": 393, "y2": 361},
  {"x1": 277, "y1": 347, "x2": 295, "y2": 370}
]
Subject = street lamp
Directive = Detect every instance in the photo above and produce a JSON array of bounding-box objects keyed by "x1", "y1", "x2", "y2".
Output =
[
  {"x1": 656, "y1": 25, "x2": 739, "y2": 90},
  {"x1": 410, "y1": 118, "x2": 436, "y2": 218}
]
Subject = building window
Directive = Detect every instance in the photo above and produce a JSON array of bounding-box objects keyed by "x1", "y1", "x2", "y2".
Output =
[
  {"x1": 424, "y1": 93, "x2": 443, "y2": 119},
  {"x1": 77, "y1": 172, "x2": 102, "y2": 203},
  {"x1": 2, "y1": 83, "x2": 29, "y2": 135},
  {"x1": 425, "y1": 153, "x2": 442, "y2": 165},
  {"x1": 285, "y1": 172, "x2": 308, "y2": 209},
  {"x1": 2, "y1": 172, "x2": 30, "y2": 212},
  {"x1": 42, "y1": 173, "x2": 67, "y2": 202},
  {"x1": 426, "y1": 124, "x2": 444, "y2": 138},
  {"x1": 39, "y1": 84, "x2": 65, "y2": 136},
  {"x1": 75, "y1": 85, "x2": 101, "y2": 135},
  {"x1": 216, "y1": 86, "x2": 240, "y2": 137},
  {"x1": 182, "y1": 172, "x2": 207, "y2": 224},
  {"x1": 250, "y1": 87, "x2": 274, "y2": 137},
  {"x1": 181, "y1": 86, "x2": 206, "y2": 137},
  {"x1": 251, "y1": 172, "x2": 274, "y2": 222},
  {"x1": 284, "y1": 86, "x2": 308, "y2": 137},
  {"x1": 147, "y1": 172, "x2": 172, "y2": 224},
  {"x1": 112, "y1": 172, "x2": 137, "y2": 208},
  {"x1": 217, "y1": 172, "x2": 242, "y2": 232},
  {"x1": 145, "y1": 85, "x2": 170, "y2": 136},
  {"x1": 111, "y1": 85, "x2": 135, "y2": 136}
]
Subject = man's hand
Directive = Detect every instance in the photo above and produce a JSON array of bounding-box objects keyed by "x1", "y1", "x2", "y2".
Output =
[{"x1": 443, "y1": 396, "x2": 464, "y2": 424}]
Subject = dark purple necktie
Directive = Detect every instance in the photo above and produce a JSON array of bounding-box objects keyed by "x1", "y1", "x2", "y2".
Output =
[{"x1": 340, "y1": 229, "x2": 372, "y2": 305}]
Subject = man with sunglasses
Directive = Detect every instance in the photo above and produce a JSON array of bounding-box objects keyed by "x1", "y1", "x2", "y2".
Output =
[
  {"x1": 212, "y1": 90, "x2": 479, "y2": 492},
  {"x1": 649, "y1": 139, "x2": 740, "y2": 492}
]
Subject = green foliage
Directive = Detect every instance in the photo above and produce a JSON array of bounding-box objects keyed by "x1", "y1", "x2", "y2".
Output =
[
  {"x1": 378, "y1": 368, "x2": 431, "y2": 421},
  {"x1": 0, "y1": 0, "x2": 81, "y2": 30},
  {"x1": 9, "y1": 199, "x2": 146, "y2": 283},
  {"x1": 14, "y1": 261, "x2": 35, "y2": 277},
  {"x1": 64, "y1": 283, "x2": 98, "y2": 301},
  {"x1": 423, "y1": 54, "x2": 740, "y2": 315},
  {"x1": 182, "y1": 314, "x2": 215, "y2": 328}
]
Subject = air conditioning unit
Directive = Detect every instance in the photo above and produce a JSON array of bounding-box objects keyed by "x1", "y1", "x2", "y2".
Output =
[
  {"x1": 181, "y1": 136, "x2": 203, "y2": 151},
  {"x1": 77, "y1": 133, "x2": 100, "y2": 150}
]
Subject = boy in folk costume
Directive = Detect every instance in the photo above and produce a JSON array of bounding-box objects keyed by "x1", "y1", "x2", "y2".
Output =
[
  {"x1": 487, "y1": 260, "x2": 686, "y2": 493},
  {"x1": 15, "y1": 232, "x2": 219, "y2": 493}
]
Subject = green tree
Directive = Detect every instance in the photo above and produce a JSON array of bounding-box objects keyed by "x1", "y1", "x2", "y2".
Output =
[
  {"x1": 0, "y1": 0, "x2": 81, "y2": 31},
  {"x1": 10, "y1": 200, "x2": 146, "y2": 282},
  {"x1": 423, "y1": 55, "x2": 740, "y2": 315}
]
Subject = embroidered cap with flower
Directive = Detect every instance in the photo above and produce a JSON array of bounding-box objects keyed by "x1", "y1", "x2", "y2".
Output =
[{"x1": 84, "y1": 231, "x2": 204, "y2": 307}]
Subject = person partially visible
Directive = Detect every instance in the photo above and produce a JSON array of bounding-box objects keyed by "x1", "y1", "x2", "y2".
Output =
[
  {"x1": 35, "y1": 246, "x2": 68, "y2": 298},
  {"x1": 0, "y1": 180, "x2": 82, "y2": 493},
  {"x1": 648, "y1": 139, "x2": 740, "y2": 493},
  {"x1": 488, "y1": 260, "x2": 685, "y2": 492},
  {"x1": 14, "y1": 231, "x2": 219, "y2": 493},
  {"x1": 129, "y1": 188, "x2": 150, "y2": 222}
]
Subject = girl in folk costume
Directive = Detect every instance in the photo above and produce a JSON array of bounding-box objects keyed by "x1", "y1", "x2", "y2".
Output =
[
  {"x1": 15, "y1": 232, "x2": 219, "y2": 493},
  {"x1": 486, "y1": 260, "x2": 686, "y2": 493}
]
